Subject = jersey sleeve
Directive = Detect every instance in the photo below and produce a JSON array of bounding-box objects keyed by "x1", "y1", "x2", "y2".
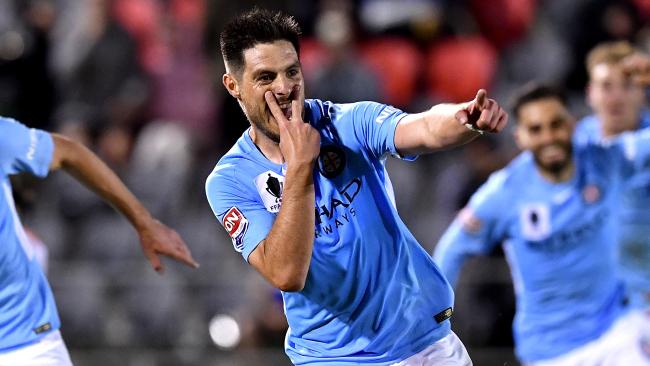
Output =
[
  {"x1": 612, "y1": 128, "x2": 650, "y2": 178},
  {"x1": 433, "y1": 171, "x2": 508, "y2": 286},
  {"x1": 335, "y1": 101, "x2": 414, "y2": 161},
  {"x1": 0, "y1": 117, "x2": 53, "y2": 177},
  {"x1": 205, "y1": 167, "x2": 275, "y2": 261}
]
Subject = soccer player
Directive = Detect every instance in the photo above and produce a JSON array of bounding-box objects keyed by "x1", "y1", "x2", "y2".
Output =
[
  {"x1": 206, "y1": 8, "x2": 507, "y2": 366},
  {"x1": 576, "y1": 41, "x2": 650, "y2": 309},
  {"x1": 434, "y1": 83, "x2": 650, "y2": 365},
  {"x1": 0, "y1": 117, "x2": 198, "y2": 365}
]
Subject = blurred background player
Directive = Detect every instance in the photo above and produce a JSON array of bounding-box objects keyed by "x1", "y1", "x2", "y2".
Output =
[
  {"x1": 0, "y1": 117, "x2": 198, "y2": 365},
  {"x1": 434, "y1": 82, "x2": 650, "y2": 366},
  {"x1": 576, "y1": 41, "x2": 650, "y2": 309},
  {"x1": 207, "y1": 7, "x2": 507, "y2": 366}
]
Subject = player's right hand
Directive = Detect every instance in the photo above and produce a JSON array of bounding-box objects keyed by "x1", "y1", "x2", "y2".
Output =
[
  {"x1": 265, "y1": 91, "x2": 320, "y2": 166},
  {"x1": 455, "y1": 89, "x2": 508, "y2": 133},
  {"x1": 137, "y1": 218, "x2": 199, "y2": 273},
  {"x1": 622, "y1": 52, "x2": 650, "y2": 85}
]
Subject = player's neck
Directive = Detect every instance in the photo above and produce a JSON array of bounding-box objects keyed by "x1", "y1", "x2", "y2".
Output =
[
  {"x1": 600, "y1": 115, "x2": 639, "y2": 138},
  {"x1": 537, "y1": 162, "x2": 575, "y2": 183},
  {"x1": 249, "y1": 128, "x2": 284, "y2": 164}
]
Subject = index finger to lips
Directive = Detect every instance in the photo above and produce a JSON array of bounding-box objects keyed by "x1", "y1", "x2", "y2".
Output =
[{"x1": 265, "y1": 92, "x2": 287, "y2": 123}]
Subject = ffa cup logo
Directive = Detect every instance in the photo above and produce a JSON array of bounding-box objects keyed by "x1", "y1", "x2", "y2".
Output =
[
  {"x1": 582, "y1": 184, "x2": 601, "y2": 204},
  {"x1": 255, "y1": 170, "x2": 285, "y2": 213},
  {"x1": 318, "y1": 145, "x2": 346, "y2": 178},
  {"x1": 520, "y1": 203, "x2": 551, "y2": 241},
  {"x1": 222, "y1": 207, "x2": 248, "y2": 252}
]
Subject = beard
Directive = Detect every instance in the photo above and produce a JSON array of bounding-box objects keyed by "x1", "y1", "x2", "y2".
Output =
[
  {"x1": 533, "y1": 142, "x2": 573, "y2": 176},
  {"x1": 252, "y1": 118, "x2": 281, "y2": 143}
]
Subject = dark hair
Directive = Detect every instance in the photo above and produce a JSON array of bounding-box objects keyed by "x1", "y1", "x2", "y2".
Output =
[
  {"x1": 220, "y1": 8, "x2": 302, "y2": 74},
  {"x1": 510, "y1": 82, "x2": 568, "y2": 120}
]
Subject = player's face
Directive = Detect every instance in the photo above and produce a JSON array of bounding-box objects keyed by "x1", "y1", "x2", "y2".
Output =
[
  {"x1": 224, "y1": 40, "x2": 305, "y2": 143},
  {"x1": 587, "y1": 62, "x2": 645, "y2": 134},
  {"x1": 515, "y1": 98, "x2": 575, "y2": 175}
]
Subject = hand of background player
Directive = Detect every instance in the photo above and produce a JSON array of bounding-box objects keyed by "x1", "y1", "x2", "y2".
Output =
[
  {"x1": 622, "y1": 52, "x2": 650, "y2": 85},
  {"x1": 137, "y1": 217, "x2": 199, "y2": 273},
  {"x1": 455, "y1": 89, "x2": 508, "y2": 133},
  {"x1": 265, "y1": 91, "x2": 320, "y2": 166}
]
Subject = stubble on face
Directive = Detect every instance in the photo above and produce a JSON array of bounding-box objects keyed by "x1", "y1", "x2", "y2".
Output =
[{"x1": 235, "y1": 41, "x2": 305, "y2": 145}]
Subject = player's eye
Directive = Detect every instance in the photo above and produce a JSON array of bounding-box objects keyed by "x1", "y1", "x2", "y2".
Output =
[{"x1": 258, "y1": 74, "x2": 274, "y2": 82}]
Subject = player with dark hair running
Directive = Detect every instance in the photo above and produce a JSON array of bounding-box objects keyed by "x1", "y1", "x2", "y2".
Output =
[{"x1": 207, "y1": 7, "x2": 507, "y2": 366}]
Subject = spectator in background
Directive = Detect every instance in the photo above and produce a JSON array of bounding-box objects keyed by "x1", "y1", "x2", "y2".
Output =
[
  {"x1": 308, "y1": 3, "x2": 382, "y2": 103},
  {"x1": 53, "y1": 0, "x2": 147, "y2": 167},
  {"x1": 575, "y1": 40, "x2": 650, "y2": 309},
  {"x1": 0, "y1": 0, "x2": 56, "y2": 130}
]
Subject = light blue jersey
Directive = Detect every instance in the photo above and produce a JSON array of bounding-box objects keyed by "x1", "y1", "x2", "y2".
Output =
[
  {"x1": 206, "y1": 99, "x2": 454, "y2": 365},
  {"x1": 575, "y1": 112, "x2": 650, "y2": 309},
  {"x1": 434, "y1": 130, "x2": 650, "y2": 363},
  {"x1": 0, "y1": 117, "x2": 59, "y2": 352}
]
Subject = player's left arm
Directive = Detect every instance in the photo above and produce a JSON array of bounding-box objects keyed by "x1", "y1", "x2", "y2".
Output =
[
  {"x1": 395, "y1": 89, "x2": 508, "y2": 156},
  {"x1": 49, "y1": 133, "x2": 199, "y2": 272}
]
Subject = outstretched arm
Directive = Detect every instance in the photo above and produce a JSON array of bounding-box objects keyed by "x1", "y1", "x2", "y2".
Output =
[
  {"x1": 49, "y1": 133, "x2": 198, "y2": 272},
  {"x1": 395, "y1": 89, "x2": 508, "y2": 156}
]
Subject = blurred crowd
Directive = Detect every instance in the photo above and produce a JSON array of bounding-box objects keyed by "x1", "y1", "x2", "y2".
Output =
[{"x1": 1, "y1": 0, "x2": 649, "y2": 364}]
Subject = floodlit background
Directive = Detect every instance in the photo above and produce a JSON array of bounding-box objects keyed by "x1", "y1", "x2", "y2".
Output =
[{"x1": 1, "y1": 0, "x2": 649, "y2": 365}]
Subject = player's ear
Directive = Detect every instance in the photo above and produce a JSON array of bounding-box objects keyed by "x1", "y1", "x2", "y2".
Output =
[
  {"x1": 513, "y1": 125, "x2": 524, "y2": 150},
  {"x1": 223, "y1": 73, "x2": 241, "y2": 99}
]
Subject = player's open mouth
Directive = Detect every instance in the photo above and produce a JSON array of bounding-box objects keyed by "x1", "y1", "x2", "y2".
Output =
[{"x1": 279, "y1": 101, "x2": 292, "y2": 120}]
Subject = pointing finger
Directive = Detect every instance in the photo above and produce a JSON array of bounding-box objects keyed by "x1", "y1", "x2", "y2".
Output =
[{"x1": 474, "y1": 89, "x2": 488, "y2": 110}]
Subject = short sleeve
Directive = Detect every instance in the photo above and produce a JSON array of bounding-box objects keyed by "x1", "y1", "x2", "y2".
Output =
[
  {"x1": 205, "y1": 168, "x2": 276, "y2": 261},
  {"x1": 334, "y1": 101, "x2": 413, "y2": 161},
  {"x1": 0, "y1": 117, "x2": 53, "y2": 177}
]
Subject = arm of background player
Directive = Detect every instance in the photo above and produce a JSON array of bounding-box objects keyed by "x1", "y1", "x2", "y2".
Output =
[
  {"x1": 394, "y1": 89, "x2": 508, "y2": 156},
  {"x1": 49, "y1": 133, "x2": 199, "y2": 272},
  {"x1": 433, "y1": 181, "x2": 504, "y2": 286},
  {"x1": 433, "y1": 217, "x2": 482, "y2": 287},
  {"x1": 247, "y1": 93, "x2": 320, "y2": 292}
]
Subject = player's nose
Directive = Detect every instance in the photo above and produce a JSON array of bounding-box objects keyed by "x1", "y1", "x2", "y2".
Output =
[{"x1": 273, "y1": 75, "x2": 294, "y2": 97}]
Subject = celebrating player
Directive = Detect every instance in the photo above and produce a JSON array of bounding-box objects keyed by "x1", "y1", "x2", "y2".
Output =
[
  {"x1": 206, "y1": 7, "x2": 507, "y2": 366},
  {"x1": 0, "y1": 117, "x2": 198, "y2": 365},
  {"x1": 576, "y1": 41, "x2": 650, "y2": 309},
  {"x1": 434, "y1": 83, "x2": 650, "y2": 365}
]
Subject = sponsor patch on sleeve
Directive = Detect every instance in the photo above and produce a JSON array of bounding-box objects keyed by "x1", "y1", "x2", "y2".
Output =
[
  {"x1": 222, "y1": 207, "x2": 249, "y2": 252},
  {"x1": 458, "y1": 207, "x2": 482, "y2": 234}
]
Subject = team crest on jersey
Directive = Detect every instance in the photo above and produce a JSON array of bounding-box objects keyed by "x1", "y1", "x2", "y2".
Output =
[
  {"x1": 582, "y1": 184, "x2": 601, "y2": 204},
  {"x1": 222, "y1": 207, "x2": 248, "y2": 252},
  {"x1": 318, "y1": 145, "x2": 346, "y2": 178},
  {"x1": 520, "y1": 203, "x2": 551, "y2": 241},
  {"x1": 255, "y1": 170, "x2": 285, "y2": 213}
]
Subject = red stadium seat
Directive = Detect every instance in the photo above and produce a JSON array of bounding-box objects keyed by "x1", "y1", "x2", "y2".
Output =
[
  {"x1": 425, "y1": 37, "x2": 498, "y2": 103},
  {"x1": 469, "y1": 0, "x2": 536, "y2": 49},
  {"x1": 358, "y1": 38, "x2": 423, "y2": 107}
]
